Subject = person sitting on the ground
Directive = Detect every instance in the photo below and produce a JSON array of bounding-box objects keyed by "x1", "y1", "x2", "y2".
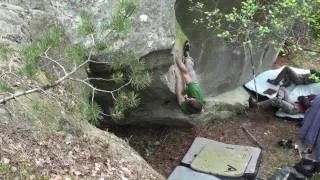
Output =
[
  {"x1": 175, "y1": 41, "x2": 204, "y2": 115},
  {"x1": 249, "y1": 87, "x2": 316, "y2": 115},
  {"x1": 295, "y1": 95, "x2": 320, "y2": 177},
  {"x1": 267, "y1": 66, "x2": 320, "y2": 87}
]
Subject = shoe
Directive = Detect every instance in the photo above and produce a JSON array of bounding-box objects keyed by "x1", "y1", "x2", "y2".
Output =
[
  {"x1": 248, "y1": 96, "x2": 257, "y2": 108},
  {"x1": 302, "y1": 148, "x2": 312, "y2": 155},
  {"x1": 267, "y1": 79, "x2": 279, "y2": 85},
  {"x1": 183, "y1": 40, "x2": 191, "y2": 57},
  {"x1": 294, "y1": 158, "x2": 315, "y2": 177},
  {"x1": 313, "y1": 161, "x2": 320, "y2": 173}
]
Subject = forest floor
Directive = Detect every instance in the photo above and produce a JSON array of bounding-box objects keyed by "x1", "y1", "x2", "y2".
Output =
[
  {"x1": 109, "y1": 54, "x2": 320, "y2": 179},
  {"x1": 110, "y1": 109, "x2": 301, "y2": 178}
]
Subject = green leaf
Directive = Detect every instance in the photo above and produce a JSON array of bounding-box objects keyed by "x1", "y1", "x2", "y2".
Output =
[
  {"x1": 110, "y1": 0, "x2": 137, "y2": 34},
  {"x1": 95, "y1": 41, "x2": 109, "y2": 51},
  {"x1": 129, "y1": 60, "x2": 145, "y2": 74},
  {"x1": 83, "y1": 102, "x2": 103, "y2": 125},
  {"x1": 111, "y1": 91, "x2": 141, "y2": 120},
  {"x1": 39, "y1": 26, "x2": 64, "y2": 48},
  {"x1": 64, "y1": 44, "x2": 86, "y2": 64},
  {"x1": 110, "y1": 15, "x2": 131, "y2": 34},
  {"x1": 78, "y1": 11, "x2": 95, "y2": 36},
  {"x1": 0, "y1": 79, "x2": 13, "y2": 93},
  {"x1": 19, "y1": 59, "x2": 39, "y2": 77},
  {"x1": 23, "y1": 43, "x2": 43, "y2": 62},
  {"x1": 112, "y1": 109, "x2": 125, "y2": 120},
  {"x1": 112, "y1": 72, "x2": 125, "y2": 84},
  {"x1": 126, "y1": 91, "x2": 140, "y2": 108},
  {"x1": 21, "y1": 26, "x2": 64, "y2": 77},
  {"x1": 0, "y1": 44, "x2": 12, "y2": 60},
  {"x1": 131, "y1": 72, "x2": 151, "y2": 90},
  {"x1": 119, "y1": 0, "x2": 137, "y2": 18},
  {"x1": 114, "y1": 91, "x2": 140, "y2": 112}
]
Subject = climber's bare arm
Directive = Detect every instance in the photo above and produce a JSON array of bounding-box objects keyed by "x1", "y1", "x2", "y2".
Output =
[
  {"x1": 175, "y1": 56, "x2": 192, "y2": 84},
  {"x1": 175, "y1": 68, "x2": 185, "y2": 106}
]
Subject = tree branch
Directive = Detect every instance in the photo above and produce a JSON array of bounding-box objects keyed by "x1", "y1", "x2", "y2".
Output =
[
  {"x1": 88, "y1": 60, "x2": 112, "y2": 65},
  {"x1": 91, "y1": 88, "x2": 95, "y2": 105},
  {"x1": 68, "y1": 77, "x2": 132, "y2": 94},
  {"x1": 84, "y1": 77, "x2": 114, "y2": 82},
  {"x1": 41, "y1": 48, "x2": 67, "y2": 76},
  {"x1": 0, "y1": 49, "x2": 94, "y2": 104},
  {"x1": 0, "y1": 87, "x2": 42, "y2": 104},
  {"x1": 300, "y1": 47, "x2": 320, "y2": 54}
]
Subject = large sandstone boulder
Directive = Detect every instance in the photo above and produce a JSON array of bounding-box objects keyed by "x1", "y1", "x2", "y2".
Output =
[
  {"x1": 0, "y1": 0, "x2": 184, "y2": 126},
  {"x1": 0, "y1": 0, "x2": 278, "y2": 127},
  {"x1": 114, "y1": 0, "x2": 279, "y2": 126},
  {"x1": 1, "y1": 0, "x2": 175, "y2": 57},
  {"x1": 175, "y1": 0, "x2": 278, "y2": 96},
  {"x1": 0, "y1": 2, "x2": 164, "y2": 179}
]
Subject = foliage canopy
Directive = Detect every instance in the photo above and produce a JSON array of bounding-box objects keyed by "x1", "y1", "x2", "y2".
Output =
[{"x1": 189, "y1": 0, "x2": 320, "y2": 53}]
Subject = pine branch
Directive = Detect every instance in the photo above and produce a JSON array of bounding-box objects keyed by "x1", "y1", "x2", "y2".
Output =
[
  {"x1": 41, "y1": 48, "x2": 67, "y2": 76},
  {"x1": 88, "y1": 60, "x2": 112, "y2": 64},
  {"x1": 0, "y1": 49, "x2": 93, "y2": 104},
  {"x1": 83, "y1": 78, "x2": 114, "y2": 82},
  {"x1": 68, "y1": 77, "x2": 132, "y2": 94},
  {"x1": 0, "y1": 88, "x2": 38, "y2": 104}
]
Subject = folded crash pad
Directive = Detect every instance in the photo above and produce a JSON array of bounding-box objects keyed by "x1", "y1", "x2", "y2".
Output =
[
  {"x1": 181, "y1": 137, "x2": 262, "y2": 180},
  {"x1": 275, "y1": 110, "x2": 304, "y2": 120},
  {"x1": 244, "y1": 66, "x2": 320, "y2": 119}
]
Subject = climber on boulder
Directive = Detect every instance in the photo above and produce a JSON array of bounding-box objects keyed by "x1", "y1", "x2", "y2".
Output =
[{"x1": 175, "y1": 41, "x2": 204, "y2": 115}]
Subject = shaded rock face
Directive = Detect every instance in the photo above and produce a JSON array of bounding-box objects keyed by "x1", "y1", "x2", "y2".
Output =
[
  {"x1": 100, "y1": 50, "x2": 193, "y2": 127},
  {"x1": 175, "y1": 0, "x2": 279, "y2": 96}
]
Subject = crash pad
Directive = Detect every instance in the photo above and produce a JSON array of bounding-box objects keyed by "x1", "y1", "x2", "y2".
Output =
[
  {"x1": 275, "y1": 110, "x2": 304, "y2": 120},
  {"x1": 190, "y1": 145, "x2": 252, "y2": 177},
  {"x1": 167, "y1": 166, "x2": 221, "y2": 180},
  {"x1": 181, "y1": 137, "x2": 261, "y2": 179},
  {"x1": 244, "y1": 66, "x2": 320, "y2": 100}
]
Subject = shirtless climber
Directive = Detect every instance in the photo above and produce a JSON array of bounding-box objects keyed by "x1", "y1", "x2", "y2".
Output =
[{"x1": 175, "y1": 41, "x2": 204, "y2": 115}]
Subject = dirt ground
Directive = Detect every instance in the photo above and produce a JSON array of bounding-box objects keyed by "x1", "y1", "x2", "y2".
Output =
[
  {"x1": 109, "y1": 54, "x2": 320, "y2": 179},
  {"x1": 110, "y1": 109, "x2": 303, "y2": 179}
]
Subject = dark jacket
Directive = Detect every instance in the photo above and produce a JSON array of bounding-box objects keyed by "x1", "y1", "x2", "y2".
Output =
[{"x1": 300, "y1": 95, "x2": 320, "y2": 147}]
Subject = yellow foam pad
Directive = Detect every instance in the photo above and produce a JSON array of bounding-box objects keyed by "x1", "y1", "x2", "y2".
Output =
[{"x1": 191, "y1": 145, "x2": 252, "y2": 177}]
